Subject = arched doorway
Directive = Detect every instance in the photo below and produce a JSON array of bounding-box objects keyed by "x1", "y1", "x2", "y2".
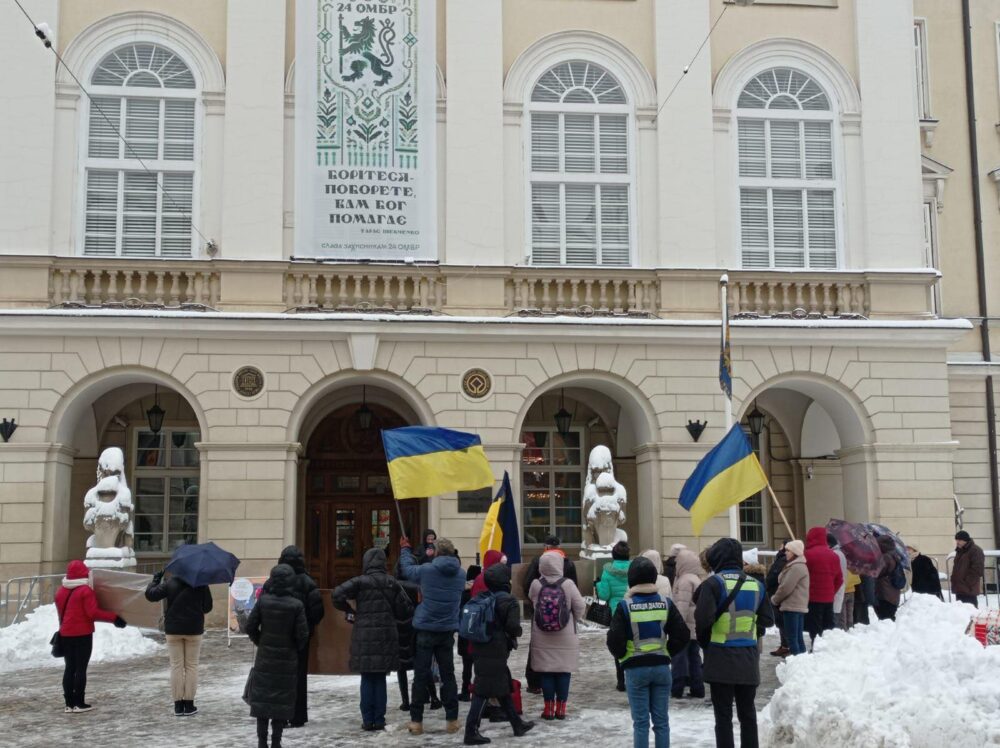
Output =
[{"x1": 303, "y1": 402, "x2": 422, "y2": 588}]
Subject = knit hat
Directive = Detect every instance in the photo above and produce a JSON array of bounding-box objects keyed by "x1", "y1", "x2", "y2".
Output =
[
  {"x1": 66, "y1": 559, "x2": 90, "y2": 580},
  {"x1": 612, "y1": 540, "x2": 631, "y2": 561},
  {"x1": 785, "y1": 539, "x2": 804, "y2": 558},
  {"x1": 955, "y1": 530, "x2": 972, "y2": 542},
  {"x1": 544, "y1": 535, "x2": 561, "y2": 548},
  {"x1": 627, "y1": 556, "x2": 657, "y2": 588}
]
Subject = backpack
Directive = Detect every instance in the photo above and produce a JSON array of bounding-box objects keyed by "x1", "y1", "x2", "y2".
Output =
[
  {"x1": 533, "y1": 577, "x2": 570, "y2": 632},
  {"x1": 890, "y1": 559, "x2": 907, "y2": 590},
  {"x1": 459, "y1": 592, "x2": 496, "y2": 643}
]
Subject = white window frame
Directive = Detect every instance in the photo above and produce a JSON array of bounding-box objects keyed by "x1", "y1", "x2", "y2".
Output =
[
  {"x1": 922, "y1": 198, "x2": 942, "y2": 315},
  {"x1": 131, "y1": 426, "x2": 200, "y2": 555},
  {"x1": 76, "y1": 41, "x2": 203, "y2": 259},
  {"x1": 734, "y1": 69, "x2": 844, "y2": 270},
  {"x1": 524, "y1": 64, "x2": 638, "y2": 268},
  {"x1": 740, "y1": 425, "x2": 769, "y2": 547},
  {"x1": 520, "y1": 426, "x2": 586, "y2": 547},
  {"x1": 914, "y1": 19, "x2": 932, "y2": 120}
]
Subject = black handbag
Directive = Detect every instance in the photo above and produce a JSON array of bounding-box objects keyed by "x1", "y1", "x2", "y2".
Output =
[
  {"x1": 585, "y1": 598, "x2": 612, "y2": 627},
  {"x1": 242, "y1": 668, "x2": 255, "y2": 705},
  {"x1": 50, "y1": 587, "x2": 78, "y2": 658}
]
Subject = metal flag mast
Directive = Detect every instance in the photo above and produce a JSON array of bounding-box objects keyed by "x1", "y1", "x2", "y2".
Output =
[{"x1": 720, "y1": 274, "x2": 740, "y2": 539}]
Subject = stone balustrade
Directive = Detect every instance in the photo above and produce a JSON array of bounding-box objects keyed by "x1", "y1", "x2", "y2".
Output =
[
  {"x1": 0, "y1": 256, "x2": 938, "y2": 320},
  {"x1": 49, "y1": 261, "x2": 220, "y2": 308},
  {"x1": 284, "y1": 265, "x2": 445, "y2": 312}
]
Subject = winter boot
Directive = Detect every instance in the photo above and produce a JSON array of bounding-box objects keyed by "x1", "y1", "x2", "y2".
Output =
[
  {"x1": 512, "y1": 719, "x2": 535, "y2": 738},
  {"x1": 555, "y1": 701, "x2": 567, "y2": 720},
  {"x1": 446, "y1": 719, "x2": 461, "y2": 734},
  {"x1": 770, "y1": 645, "x2": 790, "y2": 658},
  {"x1": 541, "y1": 701, "x2": 555, "y2": 720},
  {"x1": 407, "y1": 722, "x2": 424, "y2": 735},
  {"x1": 271, "y1": 721, "x2": 284, "y2": 748},
  {"x1": 183, "y1": 700, "x2": 198, "y2": 716},
  {"x1": 464, "y1": 728, "x2": 492, "y2": 745}
]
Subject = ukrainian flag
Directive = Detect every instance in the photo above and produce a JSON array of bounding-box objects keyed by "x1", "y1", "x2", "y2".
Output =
[
  {"x1": 382, "y1": 426, "x2": 495, "y2": 499},
  {"x1": 678, "y1": 424, "x2": 768, "y2": 536},
  {"x1": 479, "y1": 472, "x2": 522, "y2": 564}
]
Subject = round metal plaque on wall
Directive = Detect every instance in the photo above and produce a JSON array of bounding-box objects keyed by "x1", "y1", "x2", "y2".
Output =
[
  {"x1": 462, "y1": 368, "x2": 492, "y2": 399},
  {"x1": 233, "y1": 366, "x2": 265, "y2": 398}
]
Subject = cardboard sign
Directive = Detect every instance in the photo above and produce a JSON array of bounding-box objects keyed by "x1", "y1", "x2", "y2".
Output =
[
  {"x1": 308, "y1": 590, "x2": 353, "y2": 675},
  {"x1": 90, "y1": 569, "x2": 163, "y2": 630}
]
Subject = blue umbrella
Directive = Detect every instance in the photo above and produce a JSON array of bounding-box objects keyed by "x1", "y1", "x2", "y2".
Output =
[{"x1": 165, "y1": 541, "x2": 241, "y2": 587}]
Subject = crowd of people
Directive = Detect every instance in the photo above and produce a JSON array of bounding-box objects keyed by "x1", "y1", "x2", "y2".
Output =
[{"x1": 49, "y1": 527, "x2": 989, "y2": 747}]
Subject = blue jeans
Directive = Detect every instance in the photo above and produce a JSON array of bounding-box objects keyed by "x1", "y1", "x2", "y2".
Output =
[
  {"x1": 540, "y1": 672, "x2": 571, "y2": 702},
  {"x1": 360, "y1": 672, "x2": 387, "y2": 727},
  {"x1": 624, "y1": 664, "x2": 671, "y2": 748},
  {"x1": 783, "y1": 611, "x2": 806, "y2": 655}
]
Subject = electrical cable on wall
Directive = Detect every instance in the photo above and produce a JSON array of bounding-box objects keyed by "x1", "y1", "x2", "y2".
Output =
[{"x1": 9, "y1": 0, "x2": 217, "y2": 254}]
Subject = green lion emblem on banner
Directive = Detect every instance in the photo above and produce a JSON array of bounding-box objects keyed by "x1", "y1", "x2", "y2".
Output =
[{"x1": 316, "y1": 2, "x2": 419, "y2": 169}]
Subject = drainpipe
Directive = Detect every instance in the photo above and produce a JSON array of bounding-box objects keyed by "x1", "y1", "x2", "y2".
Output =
[{"x1": 961, "y1": 0, "x2": 1000, "y2": 544}]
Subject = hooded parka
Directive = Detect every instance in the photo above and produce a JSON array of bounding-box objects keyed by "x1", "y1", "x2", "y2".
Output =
[
  {"x1": 332, "y1": 548, "x2": 414, "y2": 673},
  {"x1": 277, "y1": 545, "x2": 325, "y2": 630},
  {"x1": 245, "y1": 564, "x2": 310, "y2": 721},
  {"x1": 670, "y1": 549, "x2": 704, "y2": 636},
  {"x1": 528, "y1": 551, "x2": 586, "y2": 673},
  {"x1": 470, "y1": 563, "x2": 521, "y2": 698}
]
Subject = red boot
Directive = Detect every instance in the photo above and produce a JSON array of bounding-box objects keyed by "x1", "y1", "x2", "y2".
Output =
[
  {"x1": 555, "y1": 701, "x2": 567, "y2": 720},
  {"x1": 541, "y1": 701, "x2": 555, "y2": 721}
]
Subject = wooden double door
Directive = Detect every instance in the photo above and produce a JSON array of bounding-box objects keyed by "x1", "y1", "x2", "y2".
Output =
[{"x1": 306, "y1": 497, "x2": 420, "y2": 589}]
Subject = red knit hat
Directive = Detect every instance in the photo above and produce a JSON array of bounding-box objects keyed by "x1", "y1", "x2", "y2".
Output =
[{"x1": 66, "y1": 560, "x2": 90, "y2": 580}]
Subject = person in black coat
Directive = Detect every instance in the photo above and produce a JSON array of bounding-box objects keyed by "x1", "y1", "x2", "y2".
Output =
[
  {"x1": 459, "y1": 564, "x2": 482, "y2": 702},
  {"x1": 907, "y1": 545, "x2": 943, "y2": 600},
  {"x1": 464, "y1": 563, "x2": 534, "y2": 745},
  {"x1": 246, "y1": 564, "x2": 309, "y2": 748},
  {"x1": 417, "y1": 529, "x2": 438, "y2": 564},
  {"x1": 145, "y1": 571, "x2": 213, "y2": 716},
  {"x1": 333, "y1": 548, "x2": 414, "y2": 731},
  {"x1": 274, "y1": 545, "x2": 324, "y2": 727},
  {"x1": 765, "y1": 542, "x2": 790, "y2": 657}
]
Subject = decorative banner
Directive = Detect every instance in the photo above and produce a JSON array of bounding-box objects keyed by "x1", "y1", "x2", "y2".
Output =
[{"x1": 295, "y1": 0, "x2": 437, "y2": 260}]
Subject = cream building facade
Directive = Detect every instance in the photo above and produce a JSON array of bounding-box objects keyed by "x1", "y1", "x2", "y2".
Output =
[{"x1": 0, "y1": 0, "x2": 994, "y2": 587}]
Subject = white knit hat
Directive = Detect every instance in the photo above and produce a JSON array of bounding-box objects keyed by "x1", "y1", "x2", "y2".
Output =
[{"x1": 785, "y1": 540, "x2": 805, "y2": 558}]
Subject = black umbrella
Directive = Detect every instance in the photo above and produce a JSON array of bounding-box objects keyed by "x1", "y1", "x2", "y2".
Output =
[{"x1": 164, "y1": 541, "x2": 241, "y2": 587}]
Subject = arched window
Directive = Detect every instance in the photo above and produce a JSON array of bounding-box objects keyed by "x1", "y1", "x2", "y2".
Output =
[
  {"x1": 528, "y1": 61, "x2": 632, "y2": 266},
  {"x1": 737, "y1": 67, "x2": 837, "y2": 269},
  {"x1": 82, "y1": 43, "x2": 197, "y2": 258}
]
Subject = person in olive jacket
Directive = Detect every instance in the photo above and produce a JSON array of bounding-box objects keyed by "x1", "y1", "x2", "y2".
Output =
[
  {"x1": 274, "y1": 545, "x2": 324, "y2": 727},
  {"x1": 246, "y1": 564, "x2": 309, "y2": 748},
  {"x1": 333, "y1": 548, "x2": 415, "y2": 732},
  {"x1": 145, "y1": 569, "x2": 213, "y2": 716},
  {"x1": 464, "y1": 562, "x2": 535, "y2": 745}
]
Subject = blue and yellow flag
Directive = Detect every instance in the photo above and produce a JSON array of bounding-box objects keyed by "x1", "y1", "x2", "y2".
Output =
[
  {"x1": 479, "y1": 472, "x2": 522, "y2": 564},
  {"x1": 678, "y1": 424, "x2": 768, "y2": 536},
  {"x1": 382, "y1": 426, "x2": 494, "y2": 499}
]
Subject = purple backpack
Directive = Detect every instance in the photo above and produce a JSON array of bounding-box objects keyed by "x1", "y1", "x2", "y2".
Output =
[{"x1": 534, "y1": 577, "x2": 570, "y2": 632}]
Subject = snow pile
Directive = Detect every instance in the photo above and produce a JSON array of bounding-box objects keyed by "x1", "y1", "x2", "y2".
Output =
[
  {"x1": 760, "y1": 594, "x2": 1000, "y2": 747},
  {"x1": 0, "y1": 604, "x2": 161, "y2": 673}
]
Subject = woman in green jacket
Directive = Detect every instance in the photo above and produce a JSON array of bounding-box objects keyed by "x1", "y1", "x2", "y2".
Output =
[{"x1": 595, "y1": 540, "x2": 631, "y2": 691}]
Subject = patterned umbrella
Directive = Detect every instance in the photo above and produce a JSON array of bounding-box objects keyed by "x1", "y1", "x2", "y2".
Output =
[
  {"x1": 825, "y1": 519, "x2": 882, "y2": 577},
  {"x1": 866, "y1": 523, "x2": 911, "y2": 571}
]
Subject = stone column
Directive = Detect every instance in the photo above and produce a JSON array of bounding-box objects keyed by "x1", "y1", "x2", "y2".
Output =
[
  {"x1": 655, "y1": 0, "x2": 717, "y2": 267},
  {"x1": 444, "y1": 0, "x2": 504, "y2": 266},
  {"x1": 854, "y1": 0, "x2": 925, "y2": 268},
  {"x1": 220, "y1": 0, "x2": 287, "y2": 261},
  {"x1": 0, "y1": 0, "x2": 58, "y2": 255},
  {"x1": 634, "y1": 443, "x2": 664, "y2": 553}
]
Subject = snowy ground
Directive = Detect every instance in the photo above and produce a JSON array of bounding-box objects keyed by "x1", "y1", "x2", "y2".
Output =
[{"x1": 0, "y1": 619, "x2": 781, "y2": 748}]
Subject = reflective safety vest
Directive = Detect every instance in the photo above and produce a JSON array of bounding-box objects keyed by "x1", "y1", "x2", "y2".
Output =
[
  {"x1": 709, "y1": 573, "x2": 762, "y2": 648},
  {"x1": 618, "y1": 593, "x2": 669, "y2": 663}
]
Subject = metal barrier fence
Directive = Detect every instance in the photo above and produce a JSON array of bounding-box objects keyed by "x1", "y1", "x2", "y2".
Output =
[
  {"x1": 1, "y1": 574, "x2": 63, "y2": 628},
  {"x1": 945, "y1": 550, "x2": 1000, "y2": 609}
]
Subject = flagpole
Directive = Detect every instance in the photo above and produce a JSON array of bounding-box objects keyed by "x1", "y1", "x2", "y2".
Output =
[
  {"x1": 721, "y1": 274, "x2": 739, "y2": 540},
  {"x1": 765, "y1": 482, "x2": 795, "y2": 540}
]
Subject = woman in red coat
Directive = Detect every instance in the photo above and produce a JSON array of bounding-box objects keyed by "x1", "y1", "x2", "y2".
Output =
[{"x1": 54, "y1": 560, "x2": 125, "y2": 712}]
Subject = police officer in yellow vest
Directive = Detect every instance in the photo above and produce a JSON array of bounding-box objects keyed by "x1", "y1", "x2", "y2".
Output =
[
  {"x1": 606, "y1": 557, "x2": 690, "y2": 748},
  {"x1": 694, "y1": 538, "x2": 774, "y2": 748}
]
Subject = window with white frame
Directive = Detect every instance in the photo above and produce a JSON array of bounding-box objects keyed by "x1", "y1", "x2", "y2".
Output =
[
  {"x1": 737, "y1": 67, "x2": 838, "y2": 269},
  {"x1": 914, "y1": 19, "x2": 931, "y2": 120},
  {"x1": 132, "y1": 428, "x2": 200, "y2": 553},
  {"x1": 528, "y1": 61, "x2": 632, "y2": 266},
  {"x1": 83, "y1": 43, "x2": 197, "y2": 258},
  {"x1": 521, "y1": 428, "x2": 584, "y2": 545},
  {"x1": 740, "y1": 426, "x2": 766, "y2": 546}
]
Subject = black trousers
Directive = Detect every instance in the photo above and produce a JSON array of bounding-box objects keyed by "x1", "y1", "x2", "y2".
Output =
[
  {"x1": 462, "y1": 654, "x2": 474, "y2": 695},
  {"x1": 410, "y1": 631, "x2": 458, "y2": 722},
  {"x1": 61, "y1": 634, "x2": 93, "y2": 708},
  {"x1": 291, "y1": 641, "x2": 309, "y2": 725},
  {"x1": 806, "y1": 601, "x2": 835, "y2": 640},
  {"x1": 956, "y1": 593, "x2": 979, "y2": 608},
  {"x1": 256, "y1": 717, "x2": 285, "y2": 743},
  {"x1": 710, "y1": 682, "x2": 758, "y2": 748},
  {"x1": 465, "y1": 693, "x2": 518, "y2": 736}
]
